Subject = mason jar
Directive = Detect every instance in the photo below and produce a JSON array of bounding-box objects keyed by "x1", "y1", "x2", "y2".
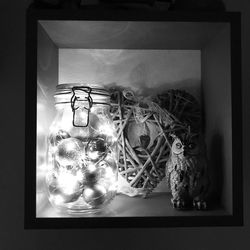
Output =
[{"x1": 46, "y1": 84, "x2": 118, "y2": 214}]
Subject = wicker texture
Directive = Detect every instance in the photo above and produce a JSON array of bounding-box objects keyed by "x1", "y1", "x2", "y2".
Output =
[{"x1": 152, "y1": 89, "x2": 202, "y2": 132}]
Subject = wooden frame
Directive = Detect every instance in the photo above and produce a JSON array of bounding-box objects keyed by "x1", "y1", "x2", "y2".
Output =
[{"x1": 25, "y1": 6, "x2": 243, "y2": 228}]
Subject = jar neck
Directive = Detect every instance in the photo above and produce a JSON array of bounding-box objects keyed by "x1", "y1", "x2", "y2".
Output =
[
  {"x1": 54, "y1": 84, "x2": 110, "y2": 106},
  {"x1": 54, "y1": 85, "x2": 110, "y2": 127}
]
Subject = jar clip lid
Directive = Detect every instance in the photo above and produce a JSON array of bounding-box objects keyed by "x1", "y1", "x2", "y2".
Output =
[{"x1": 70, "y1": 86, "x2": 93, "y2": 127}]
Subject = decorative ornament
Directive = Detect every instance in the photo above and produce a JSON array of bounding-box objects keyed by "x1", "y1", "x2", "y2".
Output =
[
  {"x1": 166, "y1": 130, "x2": 210, "y2": 210},
  {"x1": 55, "y1": 138, "x2": 85, "y2": 167},
  {"x1": 49, "y1": 129, "x2": 71, "y2": 146},
  {"x1": 82, "y1": 185, "x2": 107, "y2": 207},
  {"x1": 47, "y1": 171, "x2": 83, "y2": 204},
  {"x1": 83, "y1": 164, "x2": 100, "y2": 187},
  {"x1": 85, "y1": 136, "x2": 108, "y2": 163}
]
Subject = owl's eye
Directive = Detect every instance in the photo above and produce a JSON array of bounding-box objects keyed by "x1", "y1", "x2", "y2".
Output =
[
  {"x1": 176, "y1": 142, "x2": 182, "y2": 149},
  {"x1": 188, "y1": 143, "x2": 196, "y2": 149}
]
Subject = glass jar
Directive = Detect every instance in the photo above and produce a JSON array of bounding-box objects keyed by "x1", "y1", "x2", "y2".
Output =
[{"x1": 46, "y1": 84, "x2": 118, "y2": 214}]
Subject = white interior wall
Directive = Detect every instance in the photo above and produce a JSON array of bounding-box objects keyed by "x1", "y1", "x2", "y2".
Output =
[{"x1": 59, "y1": 49, "x2": 201, "y2": 99}]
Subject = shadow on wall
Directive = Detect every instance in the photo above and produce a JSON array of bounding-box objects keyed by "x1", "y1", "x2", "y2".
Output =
[
  {"x1": 105, "y1": 78, "x2": 201, "y2": 101},
  {"x1": 59, "y1": 49, "x2": 201, "y2": 98},
  {"x1": 208, "y1": 133, "x2": 224, "y2": 208},
  {"x1": 128, "y1": 62, "x2": 201, "y2": 98}
]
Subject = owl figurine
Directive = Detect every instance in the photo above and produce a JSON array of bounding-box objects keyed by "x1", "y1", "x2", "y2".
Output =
[{"x1": 166, "y1": 131, "x2": 210, "y2": 210}]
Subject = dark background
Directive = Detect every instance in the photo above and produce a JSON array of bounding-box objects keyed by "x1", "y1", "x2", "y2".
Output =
[{"x1": 1, "y1": 0, "x2": 249, "y2": 249}]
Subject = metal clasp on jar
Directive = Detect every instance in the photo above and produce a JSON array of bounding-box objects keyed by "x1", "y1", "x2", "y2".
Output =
[{"x1": 71, "y1": 86, "x2": 93, "y2": 127}]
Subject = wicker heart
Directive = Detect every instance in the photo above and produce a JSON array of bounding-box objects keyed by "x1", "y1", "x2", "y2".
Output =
[{"x1": 110, "y1": 89, "x2": 174, "y2": 197}]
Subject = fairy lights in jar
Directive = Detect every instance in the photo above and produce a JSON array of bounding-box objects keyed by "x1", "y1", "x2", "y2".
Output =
[{"x1": 46, "y1": 84, "x2": 118, "y2": 214}]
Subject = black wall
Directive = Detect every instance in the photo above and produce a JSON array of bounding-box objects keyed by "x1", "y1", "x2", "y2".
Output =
[{"x1": 0, "y1": 0, "x2": 249, "y2": 249}]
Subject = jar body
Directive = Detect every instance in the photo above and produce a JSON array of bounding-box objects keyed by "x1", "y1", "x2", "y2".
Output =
[{"x1": 46, "y1": 101, "x2": 118, "y2": 214}]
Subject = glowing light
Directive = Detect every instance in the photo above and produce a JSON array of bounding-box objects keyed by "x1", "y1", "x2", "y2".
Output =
[
  {"x1": 98, "y1": 123, "x2": 116, "y2": 138},
  {"x1": 37, "y1": 124, "x2": 44, "y2": 135},
  {"x1": 51, "y1": 194, "x2": 64, "y2": 206},
  {"x1": 76, "y1": 170, "x2": 84, "y2": 182},
  {"x1": 37, "y1": 163, "x2": 51, "y2": 177},
  {"x1": 104, "y1": 167, "x2": 114, "y2": 179},
  {"x1": 84, "y1": 187, "x2": 94, "y2": 197},
  {"x1": 37, "y1": 102, "x2": 45, "y2": 111},
  {"x1": 65, "y1": 141, "x2": 77, "y2": 151},
  {"x1": 87, "y1": 163, "x2": 97, "y2": 172},
  {"x1": 87, "y1": 151, "x2": 100, "y2": 161},
  {"x1": 108, "y1": 182, "x2": 118, "y2": 192},
  {"x1": 57, "y1": 170, "x2": 79, "y2": 195}
]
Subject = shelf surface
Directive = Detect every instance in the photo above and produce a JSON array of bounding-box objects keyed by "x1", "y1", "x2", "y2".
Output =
[{"x1": 37, "y1": 192, "x2": 228, "y2": 218}]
